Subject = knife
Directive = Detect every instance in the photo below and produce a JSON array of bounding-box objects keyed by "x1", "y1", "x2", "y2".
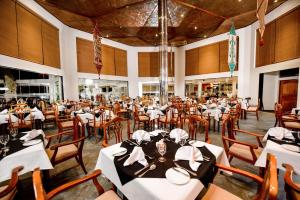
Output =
[
  {"x1": 173, "y1": 162, "x2": 197, "y2": 176},
  {"x1": 134, "y1": 162, "x2": 152, "y2": 175},
  {"x1": 172, "y1": 167, "x2": 190, "y2": 177}
]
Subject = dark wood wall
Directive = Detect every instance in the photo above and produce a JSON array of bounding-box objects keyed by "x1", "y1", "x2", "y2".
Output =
[
  {"x1": 0, "y1": 0, "x2": 60, "y2": 68},
  {"x1": 138, "y1": 52, "x2": 174, "y2": 77},
  {"x1": 76, "y1": 38, "x2": 128, "y2": 76},
  {"x1": 256, "y1": 6, "x2": 300, "y2": 67},
  {"x1": 185, "y1": 39, "x2": 239, "y2": 76}
]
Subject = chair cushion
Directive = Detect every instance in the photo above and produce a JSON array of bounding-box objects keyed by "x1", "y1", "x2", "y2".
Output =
[
  {"x1": 45, "y1": 115, "x2": 56, "y2": 120},
  {"x1": 159, "y1": 116, "x2": 178, "y2": 123},
  {"x1": 202, "y1": 184, "x2": 241, "y2": 200},
  {"x1": 60, "y1": 120, "x2": 73, "y2": 128},
  {"x1": 95, "y1": 190, "x2": 121, "y2": 200},
  {"x1": 282, "y1": 115, "x2": 296, "y2": 121},
  {"x1": 0, "y1": 185, "x2": 17, "y2": 200},
  {"x1": 284, "y1": 121, "x2": 300, "y2": 129},
  {"x1": 46, "y1": 144, "x2": 78, "y2": 162},
  {"x1": 228, "y1": 143, "x2": 262, "y2": 161},
  {"x1": 138, "y1": 116, "x2": 149, "y2": 121},
  {"x1": 247, "y1": 107, "x2": 257, "y2": 112}
]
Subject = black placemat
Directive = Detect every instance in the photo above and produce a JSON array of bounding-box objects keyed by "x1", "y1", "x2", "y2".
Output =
[
  {"x1": 268, "y1": 134, "x2": 300, "y2": 152},
  {"x1": 114, "y1": 135, "x2": 217, "y2": 186},
  {"x1": 0, "y1": 133, "x2": 44, "y2": 160}
]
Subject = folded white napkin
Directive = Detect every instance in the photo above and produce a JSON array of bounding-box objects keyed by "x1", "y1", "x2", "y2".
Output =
[
  {"x1": 31, "y1": 107, "x2": 38, "y2": 112},
  {"x1": 170, "y1": 128, "x2": 189, "y2": 143},
  {"x1": 123, "y1": 146, "x2": 148, "y2": 166},
  {"x1": 160, "y1": 104, "x2": 168, "y2": 110},
  {"x1": 148, "y1": 106, "x2": 154, "y2": 110},
  {"x1": 132, "y1": 130, "x2": 151, "y2": 143},
  {"x1": 0, "y1": 109, "x2": 8, "y2": 114},
  {"x1": 263, "y1": 127, "x2": 295, "y2": 142},
  {"x1": 201, "y1": 105, "x2": 207, "y2": 110},
  {"x1": 20, "y1": 129, "x2": 45, "y2": 141},
  {"x1": 149, "y1": 129, "x2": 164, "y2": 136},
  {"x1": 210, "y1": 103, "x2": 217, "y2": 108},
  {"x1": 175, "y1": 146, "x2": 203, "y2": 171}
]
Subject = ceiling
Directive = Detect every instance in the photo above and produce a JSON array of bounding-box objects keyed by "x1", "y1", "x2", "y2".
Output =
[{"x1": 35, "y1": 0, "x2": 287, "y2": 46}]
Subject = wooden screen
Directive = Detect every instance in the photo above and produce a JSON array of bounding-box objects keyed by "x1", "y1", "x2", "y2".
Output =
[
  {"x1": 0, "y1": 0, "x2": 18, "y2": 58},
  {"x1": 275, "y1": 8, "x2": 300, "y2": 63},
  {"x1": 17, "y1": 4, "x2": 43, "y2": 64},
  {"x1": 101, "y1": 45, "x2": 116, "y2": 75},
  {"x1": 138, "y1": 52, "x2": 151, "y2": 77},
  {"x1": 185, "y1": 48, "x2": 199, "y2": 76},
  {"x1": 115, "y1": 48, "x2": 128, "y2": 76},
  {"x1": 42, "y1": 21, "x2": 60, "y2": 68},
  {"x1": 150, "y1": 52, "x2": 160, "y2": 77},
  {"x1": 76, "y1": 38, "x2": 96, "y2": 73},
  {"x1": 219, "y1": 40, "x2": 229, "y2": 72},
  {"x1": 198, "y1": 43, "x2": 219, "y2": 74}
]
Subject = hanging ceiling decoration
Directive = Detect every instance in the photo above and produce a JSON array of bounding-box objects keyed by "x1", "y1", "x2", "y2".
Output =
[
  {"x1": 92, "y1": 20, "x2": 103, "y2": 78},
  {"x1": 228, "y1": 23, "x2": 237, "y2": 77},
  {"x1": 256, "y1": 0, "x2": 269, "y2": 46}
]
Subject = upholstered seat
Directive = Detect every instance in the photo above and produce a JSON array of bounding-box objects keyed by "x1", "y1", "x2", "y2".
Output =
[
  {"x1": 282, "y1": 115, "x2": 296, "y2": 120},
  {"x1": 138, "y1": 115, "x2": 149, "y2": 121},
  {"x1": 11, "y1": 120, "x2": 32, "y2": 128},
  {"x1": 60, "y1": 120, "x2": 73, "y2": 128},
  {"x1": 95, "y1": 190, "x2": 121, "y2": 200},
  {"x1": 229, "y1": 143, "x2": 262, "y2": 161},
  {"x1": 247, "y1": 107, "x2": 257, "y2": 112},
  {"x1": 284, "y1": 121, "x2": 300, "y2": 129},
  {"x1": 46, "y1": 144, "x2": 78, "y2": 162},
  {"x1": 202, "y1": 184, "x2": 241, "y2": 200},
  {"x1": 45, "y1": 115, "x2": 55, "y2": 120},
  {"x1": 0, "y1": 185, "x2": 17, "y2": 200},
  {"x1": 159, "y1": 116, "x2": 178, "y2": 123}
]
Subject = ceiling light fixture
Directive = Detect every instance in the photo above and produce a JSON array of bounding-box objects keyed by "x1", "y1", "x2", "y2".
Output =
[
  {"x1": 155, "y1": 33, "x2": 158, "y2": 37},
  {"x1": 194, "y1": 26, "x2": 198, "y2": 30},
  {"x1": 238, "y1": 0, "x2": 242, "y2": 2},
  {"x1": 106, "y1": 34, "x2": 109, "y2": 38},
  {"x1": 180, "y1": 13, "x2": 184, "y2": 18},
  {"x1": 274, "y1": 0, "x2": 278, "y2": 2},
  {"x1": 203, "y1": 35, "x2": 207, "y2": 38}
]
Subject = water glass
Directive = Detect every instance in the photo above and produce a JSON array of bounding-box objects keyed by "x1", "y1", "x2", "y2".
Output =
[
  {"x1": 0, "y1": 134, "x2": 10, "y2": 157},
  {"x1": 9, "y1": 128, "x2": 18, "y2": 141},
  {"x1": 136, "y1": 138, "x2": 142, "y2": 146},
  {"x1": 179, "y1": 138, "x2": 186, "y2": 147},
  {"x1": 157, "y1": 142, "x2": 166, "y2": 162}
]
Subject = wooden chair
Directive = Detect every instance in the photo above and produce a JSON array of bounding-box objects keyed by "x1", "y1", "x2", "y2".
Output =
[
  {"x1": 88, "y1": 108, "x2": 108, "y2": 143},
  {"x1": 221, "y1": 116, "x2": 264, "y2": 165},
  {"x1": 32, "y1": 168, "x2": 121, "y2": 200},
  {"x1": 246, "y1": 99, "x2": 260, "y2": 120},
  {"x1": 282, "y1": 163, "x2": 300, "y2": 200},
  {"x1": 55, "y1": 109, "x2": 73, "y2": 133},
  {"x1": 274, "y1": 103, "x2": 297, "y2": 127},
  {"x1": 112, "y1": 102, "x2": 127, "y2": 117},
  {"x1": 132, "y1": 104, "x2": 150, "y2": 130},
  {"x1": 158, "y1": 105, "x2": 180, "y2": 130},
  {"x1": 188, "y1": 115, "x2": 210, "y2": 143},
  {"x1": 202, "y1": 153, "x2": 278, "y2": 200},
  {"x1": 45, "y1": 116, "x2": 87, "y2": 174},
  {"x1": 43, "y1": 104, "x2": 56, "y2": 128},
  {"x1": 0, "y1": 166, "x2": 23, "y2": 200},
  {"x1": 8, "y1": 109, "x2": 33, "y2": 130}
]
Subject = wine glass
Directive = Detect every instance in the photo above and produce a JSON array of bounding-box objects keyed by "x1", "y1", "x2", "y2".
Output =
[
  {"x1": 0, "y1": 134, "x2": 10, "y2": 157},
  {"x1": 179, "y1": 138, "x2": 186, "y2": 147},
  {"x1": 157, "y1": 142, "x2": 166, "y2": 162},
  {"x1": 9, "y1": 128, "x2": 18, "y2": 141},
  {"x1": 136, "y1": 138, "x2": 142, "y2": 146}
]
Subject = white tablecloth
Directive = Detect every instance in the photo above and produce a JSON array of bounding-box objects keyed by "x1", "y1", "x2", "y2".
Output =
[
  {"x1": 255, "y1": 140, "x2": 300, "y2": 174},
  {"x1": 95, "y1": 140, "x2": 230, "y2": 200},
  {"x1": 291, "y1": 107, "x2": 300, "y2": 114},
  {"x1": 0, "y1": 142, "x2": 53, "y2": 182},
  {"x1": 0, "y1": 110, "x2": 45, "y2": 125}
]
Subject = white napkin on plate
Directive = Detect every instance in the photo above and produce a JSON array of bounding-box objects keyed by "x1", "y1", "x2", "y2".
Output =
[
  {"x1": 175, "y1": 146, "x2": 203, "y2": 171},
  {"x1": 31, "y1": 107, "x2": 38, "y2": 112},
  {"x1": 201, "y1": 105, "x2": 207, "y2": 110},
  {"x1": 263, "y1": 127, "x2": 294, "y2": 142},
  {"x1": 149, "y1": 129, "x2": 165, "y2": 136},
  {"x1": 123, "y1": 146, "x2": 148, "y2": 166},
  {"x1": 20, "y1": 129, "x2": 45, "y2": 142},
  {"x1": 0, "y1": 109, "x2": 8, "y2": 114},
  {"x1": 132, "y1": 130, "x2": 151, "y2": 142},
  {"x1": 170, "y1": 128, "x2": 188, "y2": 143}
]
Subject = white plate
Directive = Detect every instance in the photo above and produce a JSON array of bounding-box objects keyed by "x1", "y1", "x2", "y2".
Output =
[
  {"x1": 189, "y1": 140, "x2": 205, "y2": 147},
  {"x1": 112, "y1": 147, "x2": 127, "y2": 156},
  {"x1": 281, "y1": 144, "x2": 300, "y2": 153},
  {"x1": 165, "y1": 167, "x2": 190, "y2": 185},
  {"x1": 23, "y1": 139, "x2": 42, "y2": 146}
]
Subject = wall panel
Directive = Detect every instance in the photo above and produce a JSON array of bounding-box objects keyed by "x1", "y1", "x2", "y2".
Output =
[
  {"x1": 76, "y1": 38, "x2": 96, "y2": 73},
  {"x1": 138, "y1": 52, "x2": 151, "y2": 77},
  {"x1": 115, "y1": 48, "x2": 128, "y2": 76},
  {"x1": 101, "y1": 45, "x2": 115, "y2": 75},
  {"x1": 185, "y1": 48, "x2": 199, "y2": 76},
  {"x1": 198, "y1": 43, "x2": 219, "y2": 74}
]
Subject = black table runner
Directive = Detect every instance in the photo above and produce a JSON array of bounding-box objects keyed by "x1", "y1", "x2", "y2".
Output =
[
  {"x1": 0, "y1": 133, "x2": 44, "y2": 160},
  {"x1": 114, "y1": 135, "x2": 217, "y2": 187},
  {"x1": 268, "y1": 132, "x2": 300, "y2": 153}
]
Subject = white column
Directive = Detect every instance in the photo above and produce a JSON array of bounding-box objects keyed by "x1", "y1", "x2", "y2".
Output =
[
  {"x1": 127, "y1": 48, "x2": 139, "y2": 98},
  {"x1": 298, "y1": 67, "x2": 300, "y2": 107},
  {"x1": 60, "y1": 26, "x2": 79, "y2": 101},
  {"x1": 174, "y1": 47, "x2": 185, "y2": 97},
  {"x1": 197, "y1": 81, "x2": 202, "y2": 97}
]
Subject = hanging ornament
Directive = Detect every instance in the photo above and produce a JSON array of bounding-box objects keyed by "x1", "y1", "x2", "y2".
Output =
[
  {"x1": 256, "y1": 0, "x2": 269, "y2": 46},
  {"x1": 228, "y1": 23, "x2": 237, "y2": 77},
  {"x1": 92, "y1": 20, "x2": 103, "y2": 79}
]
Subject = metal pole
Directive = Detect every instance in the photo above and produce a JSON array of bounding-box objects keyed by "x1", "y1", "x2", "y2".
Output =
[{"x1": 158, "y1": 0, "x2": 168, "y2": 105}]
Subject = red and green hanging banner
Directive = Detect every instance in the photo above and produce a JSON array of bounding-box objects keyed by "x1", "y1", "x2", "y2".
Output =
[
  {"x1": 92, "y1": 21, "x2": 103, "y2": 78},
  {"x1": 228, "y1": 23, "x2": 237, "y2": 77},
  {"x1": 256, "y1": 0, "x2": 269, "y2": 46}
]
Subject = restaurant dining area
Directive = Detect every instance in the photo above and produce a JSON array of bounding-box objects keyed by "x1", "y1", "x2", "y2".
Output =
[{"x1": 1, "y1": 0, "x2": 300, "y2": 199}]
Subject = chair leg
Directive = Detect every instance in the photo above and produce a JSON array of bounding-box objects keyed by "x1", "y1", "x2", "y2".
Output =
[
  {"x1": 256, "y1": 111, "x2": 259, "y2": 120},
  {"x1": 76, "y1": 155, "x2": 87, "y2": 174},
  {"x1": 228, "y1": 155, "x2": 233, "y2": 163},
  {"x1": 94, "y1": 127, "x2": 98, "y2": 143},
  {"x1": 274, "y1": 119, "x2": 278, "y2": 127}
]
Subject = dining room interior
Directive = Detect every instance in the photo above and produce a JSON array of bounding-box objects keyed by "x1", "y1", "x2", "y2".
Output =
[{"x1": 0, "y1": 0, "x2": 300, "y2": 200}]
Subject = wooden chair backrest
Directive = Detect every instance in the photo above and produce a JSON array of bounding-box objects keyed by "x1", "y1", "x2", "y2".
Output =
[
  {"x1": 113, "y1": 102, "x2": 121, "y2": 114},
  {"x1": 0, "y1": 166, "x2": 23, "y2": 199},
  {"x1": 188, "y1": 115, "x2": 209, "y2": 142},
  {"x1": 109, "y1": 116, "x2": 124, "y2": 144},
  {"x1": 283, "y1": 163, "x2": 300, "y2": 200},
  {"x1": 32, "y1": 168, "x2": 47, "y2": 200}
]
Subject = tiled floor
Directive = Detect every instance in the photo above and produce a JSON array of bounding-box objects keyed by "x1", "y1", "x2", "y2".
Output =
[{"x1": 9, "y1": 111, "x2": 299, "y2": 199}]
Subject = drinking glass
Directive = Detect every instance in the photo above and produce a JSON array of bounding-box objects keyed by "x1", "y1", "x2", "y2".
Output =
[
  {"x1": 179, "y1": 138, "x2": 186, "y2": 147},
  {"x1": 157, "y1": 142, "x2": 166, "y2": 162},
  {"x1": 161, "y1": 131, "x2": 166, "y2": 138},
  {"x1": 0, "y1": 134, "x2": 10, "y2": 157},
  {"x1": 136, "y1": 138, "x2": 142, "y2": 146},
  {"x1": 9, "y1": 128, "x2": 18, "y2": 141}
]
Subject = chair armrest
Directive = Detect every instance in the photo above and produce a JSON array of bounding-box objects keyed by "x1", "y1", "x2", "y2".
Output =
[
  {"x1": 222, "y1": 136, "x2": 258, "y2": 149},
  {"x1": 215, "y1": 164, "x2": 264, "y2": 184},
  {"x1": 49, "y1": 137, "x2": 86, "y2": 150},
  {"x1": 47, "y1": 170, "x2": 105, "y2": 199},
  {"x1": 282, "y1": 163, "x2": 300, "y2": 192},
  {"x1": 233, "y1": 129, "x2": 263, "y2": 137},
  {"x1": 46, "y1": 130, "x2": 73, "y2": 140},
  {"x1": 0, "y1": 166, "x2": 23, "y2": 198}
]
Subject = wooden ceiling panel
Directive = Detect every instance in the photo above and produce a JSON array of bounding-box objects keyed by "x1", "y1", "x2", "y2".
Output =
[{"x1": 35, "y1": 0, "x2": 287, "y2": 46}]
